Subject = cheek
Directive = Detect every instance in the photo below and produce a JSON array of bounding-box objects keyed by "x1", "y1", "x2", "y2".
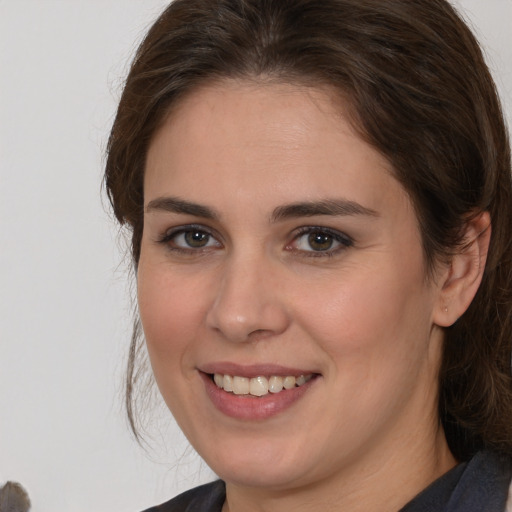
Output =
[
  {"x1": 137, "y1": 261, "x2": 208, "y2": 374},
  {"x1": 292, "y1": 261, "x2": 435, "y2": 375},
  {"x1": 291, "y1": 268, "x2": 438, "y2": 440}
]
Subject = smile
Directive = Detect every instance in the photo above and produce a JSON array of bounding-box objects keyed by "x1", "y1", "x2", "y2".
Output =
[
  {"x1": 213, "y1": 374, "x2": 313, "y2": 397},
  {"x1": 201, "y1": 369, "x2": 319, "y2": 420}
]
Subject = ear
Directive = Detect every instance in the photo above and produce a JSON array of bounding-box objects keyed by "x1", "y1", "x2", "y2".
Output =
[{"x1": 433, "y1": 211, "x2": 491, "y2": 327}]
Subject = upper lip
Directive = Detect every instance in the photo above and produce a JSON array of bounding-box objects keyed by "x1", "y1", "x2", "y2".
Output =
[{"x1": 199, "y1": 362, "x2": 318, "y2": 378}]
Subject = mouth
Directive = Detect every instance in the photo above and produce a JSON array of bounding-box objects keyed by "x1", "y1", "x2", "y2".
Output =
[
  {"x1": 211, "y1": 373, "x2": 314, "y2": 397},
  {"x1": 200, "y1": 367, "x2": 320, "y2": 420}
]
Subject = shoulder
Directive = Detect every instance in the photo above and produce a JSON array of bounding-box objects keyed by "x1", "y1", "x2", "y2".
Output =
[
  {"x1": 141, "y1": 480, "x2": 225, "y2": 512},
  {"x1": 402, "y1": 450, "x2": 512, "y2": 512},
  {"x1": 506, "y1": 481, "x2": 512, "y2": 512},
  {"x1": 448, "y1": 451, "x2": 512, "y2": 511}
]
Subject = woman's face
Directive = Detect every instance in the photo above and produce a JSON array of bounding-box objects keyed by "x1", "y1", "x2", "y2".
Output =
[{"x1": 138, "y1": 81, "x2": 447, "y2": 491}]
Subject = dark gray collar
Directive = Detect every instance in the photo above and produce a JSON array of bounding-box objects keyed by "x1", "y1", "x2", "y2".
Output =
[
  {"x1": 145, "y1": 451, "x2": 512, "y2": 512},
  {"x1": 400, "y1": 451, "x2": 512, "y2": 512}
]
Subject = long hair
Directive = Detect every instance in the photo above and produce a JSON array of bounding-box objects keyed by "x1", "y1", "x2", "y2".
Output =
[{"x1": 105, "y1": 0, "x2": 512, "y2": 460}]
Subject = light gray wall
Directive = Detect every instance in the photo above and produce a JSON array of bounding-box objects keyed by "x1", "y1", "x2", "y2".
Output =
[
  {"x1": 0, "y1": 2, "x2": 214, "y2": 511},
  {"x1": 0, "y1": 1, "x2": 510, "y2": 511}
]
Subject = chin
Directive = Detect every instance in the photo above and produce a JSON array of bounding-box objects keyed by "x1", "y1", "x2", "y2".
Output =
[
  {"x1": 214, "y1": 459, "x2": 310, "y2": 490},
  {"x1": 197, "y1": 433, "x2": 325, "y2": 490}
]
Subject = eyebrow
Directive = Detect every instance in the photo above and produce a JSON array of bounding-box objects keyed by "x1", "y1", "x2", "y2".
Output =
[
  {"x1": 145, "y1": 196, "x2": 218, "y2": 219},
  {"x1": 271, "y1": 199, "x2": 378, "y2": 222},
  {"x1": 145, "y1": 196, "x2": 378, "y2": 222}
]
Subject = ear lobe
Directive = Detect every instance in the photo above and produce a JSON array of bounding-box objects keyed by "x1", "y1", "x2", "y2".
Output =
[{"x1": 434, "y1": 211, "x2": 491, "y2": 327}]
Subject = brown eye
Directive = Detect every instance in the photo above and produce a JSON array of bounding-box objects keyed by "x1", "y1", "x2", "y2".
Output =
[
  {"x1": 290, "y1": 227, "x2": 353, "y2": 255},
  {"x1": 161, "y1": 226, "x2": 221, "y2": 251},
  {"x1": 307, "y1": 232, "x2": 334, "y2": 251},
  {"x1": 184, "y1": 230, "x2": 211, "y2": 248}
]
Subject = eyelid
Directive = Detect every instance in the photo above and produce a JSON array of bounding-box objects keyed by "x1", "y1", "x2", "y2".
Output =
[
  {"x1": 157, "y1": 223, "x2": 223, "y2": 250},
  {"x1": 287, "y1": 226, "x2": 354, "y2": 256},
  {"x1": 155, "y1": 223, "x2": 353, "y2": 257}
]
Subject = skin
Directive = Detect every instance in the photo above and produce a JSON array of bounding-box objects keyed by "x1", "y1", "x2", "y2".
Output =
[{"x1": 137, "y1": 80, "x2": 481, "y2": 512}]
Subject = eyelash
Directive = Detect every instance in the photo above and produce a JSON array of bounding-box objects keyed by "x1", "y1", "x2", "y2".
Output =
[
  {"x1": 157, "y1": 224, "x2": 354, "y2": 257},
  {"x1": 157, "y1": 224, "x2": 221, "y2": 254},
  {"x1": 288, "y1": 226, "x2": 354, "y2": 258}
]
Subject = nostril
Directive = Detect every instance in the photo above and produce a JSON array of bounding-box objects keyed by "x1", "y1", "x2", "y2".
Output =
[{"x1": 247, "y1": 328, "x2": 274, "y2": 341}]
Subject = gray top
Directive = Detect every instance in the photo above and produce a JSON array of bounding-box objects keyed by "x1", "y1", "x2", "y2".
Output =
[{"x1": 142, "y1": 451, "x2": 512, "y2": 512}]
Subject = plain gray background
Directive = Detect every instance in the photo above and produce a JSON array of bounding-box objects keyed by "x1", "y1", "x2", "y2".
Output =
[{"x1": 1, "y1": 1, "x2": 511, "y2": 510}]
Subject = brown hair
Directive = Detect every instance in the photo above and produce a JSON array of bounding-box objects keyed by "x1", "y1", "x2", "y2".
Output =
[{"x1": 105, "y1": 0, "x2": 512, "y2": 460}]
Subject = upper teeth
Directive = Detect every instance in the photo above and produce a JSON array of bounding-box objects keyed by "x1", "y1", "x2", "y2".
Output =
[{"x1": 213, "y1": 374, "x2": 311, "y2": 397}]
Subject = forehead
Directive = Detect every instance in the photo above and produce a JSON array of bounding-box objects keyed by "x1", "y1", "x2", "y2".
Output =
[{"x1": 144, "y1": 80, "x2": 406, "y2": 216}]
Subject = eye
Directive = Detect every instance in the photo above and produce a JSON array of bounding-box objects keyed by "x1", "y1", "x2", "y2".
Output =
[
  {"x1": 289, "y1": 227, "x2": 353, "y2": 255},
  {"x1": 159, "y1": 225, "x2": 221, "y2": 251},
  {"x1": 175, "y1": 230, "x2": 214, "y2": 248}
]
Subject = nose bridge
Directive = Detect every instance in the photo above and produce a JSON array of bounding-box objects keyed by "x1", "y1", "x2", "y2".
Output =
[{"x1": 206, "y1": 249, "x2": 289, "y2": 342}]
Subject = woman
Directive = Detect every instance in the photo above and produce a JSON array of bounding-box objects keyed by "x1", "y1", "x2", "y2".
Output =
[{"x1": 105, "y1": 0, "x2": 512, "y2": 510}]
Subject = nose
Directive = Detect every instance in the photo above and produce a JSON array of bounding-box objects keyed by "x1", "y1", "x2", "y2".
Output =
[{"x1": 206, "y1": 254, "x2": 290, "y2": 343}]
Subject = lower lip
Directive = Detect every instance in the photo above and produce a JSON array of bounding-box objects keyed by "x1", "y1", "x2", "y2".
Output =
[{"x1": 200, "y1": 372, "x2": 318, "y2": 420}]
